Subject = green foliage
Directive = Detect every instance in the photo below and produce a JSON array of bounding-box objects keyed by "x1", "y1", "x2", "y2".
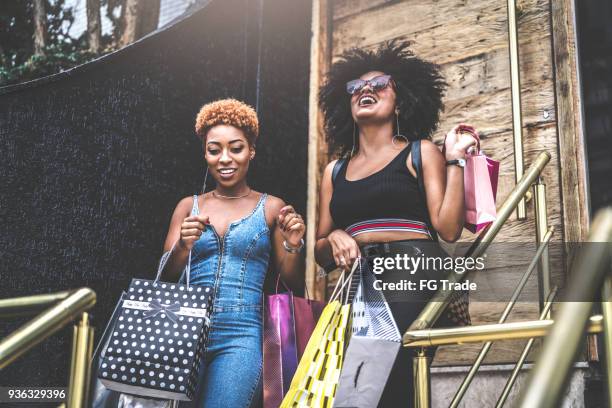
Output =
[
  {"x1": 0, "y1": 0, "x2": 115, "y2": 87},
  {"x1": 0, "y1": 43, "x2": 98, "y2": 86}
]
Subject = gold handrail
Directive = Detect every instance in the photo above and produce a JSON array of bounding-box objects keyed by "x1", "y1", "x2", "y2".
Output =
[
  {"x1": 0, "y1": 288, "x2": 96, "y2": 408},
  {"x1": 517, "y1": 208, "x2": 612, "y2": 408},
  {"x1": 496, "y1": 287, "x2": 558, "y2": 407},
  {"x1": 533, "y1": 178, "x2": 552, "y2": 315},
  {"x1": 507, "y1": 0, "x2": 527, "y2": 220},
  {"x1": 413, "y1": 349, "x2": 431, "y2": 408},
  {"x1": 0, "y1": 288, "x2": 96, "y2": 369},
  {"x1": 67, "y1": 313, "x2": 94, "y2": 408},
  {"x1": 404, "y1": 314, "x2": 603, "y2": 347},
  {"x1": 449, "y1": 227, "x2": 555, "y2": 407},
  {"x1": 407, "y1": 151, "x2": 551, "y2": 333},
  {"x1": 0, "y1": 290, "x2": 72, "y2": 318}
]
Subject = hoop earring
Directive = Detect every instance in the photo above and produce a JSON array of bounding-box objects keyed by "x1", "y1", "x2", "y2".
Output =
[
  {"x1": 392, "y1": 110, "x2": 409, "y2": 147},
  {"x1": 201, "y1": 166, "x2": 209, "y2": 195},
  {"x1": 350, "y1": 121, "x2": 357, "y2": 158}
]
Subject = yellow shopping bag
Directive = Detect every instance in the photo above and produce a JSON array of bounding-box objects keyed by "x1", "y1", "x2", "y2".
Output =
[{"x1": 280, "y1": 262, "x2": 357, "y2": 408}]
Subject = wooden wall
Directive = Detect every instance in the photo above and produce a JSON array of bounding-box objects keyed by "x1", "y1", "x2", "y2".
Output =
[{"x1": 308, "y1": 0, "x2": 587, "y2": 365}]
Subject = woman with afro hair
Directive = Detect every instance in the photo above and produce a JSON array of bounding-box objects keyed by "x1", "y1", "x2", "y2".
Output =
[
  {"x1": 315, "y1": 41, "x2": 476, "y2": 406},
  {"x1": 159, "y1": 99, "x2": 305, "y2": 408}
]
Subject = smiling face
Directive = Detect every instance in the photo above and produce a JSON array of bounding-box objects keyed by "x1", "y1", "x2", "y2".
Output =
[
  {"x1": 204, "y1": 125, "x2": 254, "y2": 187},
  {"x1": 350, "y1": 70, "x2": 397, "y2": 125}
]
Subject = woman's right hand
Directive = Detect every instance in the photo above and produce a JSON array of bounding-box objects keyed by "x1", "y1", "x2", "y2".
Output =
[
  {"x1": 327, "y1": 229, "x2": 360, "y2": 270},
  {"x1": 178, "y1": 215, "x2": 209, "y2": 250}
]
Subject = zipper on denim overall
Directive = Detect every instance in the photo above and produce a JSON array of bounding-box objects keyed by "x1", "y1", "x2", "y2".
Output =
[
  {"x1": 210, "y1": 228, "x2": 225, "y2": 312},
  {"x1": 198, "y1": 193, "x2": 267, "y2": 313},
  {"x1": 192, "y1": 194, "x2": 224, "y2": 314}
]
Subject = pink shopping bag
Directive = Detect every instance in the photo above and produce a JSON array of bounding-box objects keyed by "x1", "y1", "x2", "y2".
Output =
[
  {"x1": 456, "y1": 125, "x2": 499, "y2": 233},
  {"x1": 293, "y1": 296, "x2": 325, "y2": 359},
  {"x1": 263, "y1": 278, "x2": 325, "y2": 408}
]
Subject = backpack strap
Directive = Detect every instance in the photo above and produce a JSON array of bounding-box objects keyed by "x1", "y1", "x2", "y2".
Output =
[
  {"x1": 321, "y1": 158, "x2": 348, "y2": 274},
  {"x1": 331, "y1": 158, "x2": 347, "y2": 187},
  {"x1": 411, "y1": 140, "x2": 439, "y2": 242}
]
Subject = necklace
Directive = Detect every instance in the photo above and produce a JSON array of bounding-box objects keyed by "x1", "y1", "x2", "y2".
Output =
[{"x1": 212, "y1": 189, "x2": 251, "y2": 200}]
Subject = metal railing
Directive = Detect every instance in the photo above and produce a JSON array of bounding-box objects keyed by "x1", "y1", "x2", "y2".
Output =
[
  {"x1": 402, "y1": 151, "x2": 551, "y2": 407},
  {"x1": 507, "y1": 0, "x2": 528, "y2": 220},
  {"x1": 407, "y1": 152, "x2": 551, "y2": 335},
  {"x1": 496, "y1": 286, "x2": 557, "y2": 407},
  {"x1": 0, "y1": 288, "x2": 96, "y2": 408},
  {"x1": 449, "y1": 228, "x2": 555, "y2": 407},
  {"x1": 404, "y1": 314, "x2": 603, "y2": 348},
  {"x1": 517, "y1": 208, "x2": 612, "y2": 407},
  {"x1": 448, "y1": 174, "x2": 553, "y2": 407},
  {"x1": 403, "y1": 207, "x2": 612, "y2": 407}
]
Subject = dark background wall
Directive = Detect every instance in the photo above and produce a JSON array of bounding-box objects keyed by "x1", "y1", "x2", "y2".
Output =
[
  {"x1": 576, "y1": 0, "x2": 612, "y2": 214},
  {"x1": 0, "y1": 0, "x2": 311, "y2": 388}
]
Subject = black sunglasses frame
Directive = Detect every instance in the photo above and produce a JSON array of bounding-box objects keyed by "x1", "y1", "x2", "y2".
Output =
[{"x1": 346, "y1": 75, "x2": 393, "y2": 95}]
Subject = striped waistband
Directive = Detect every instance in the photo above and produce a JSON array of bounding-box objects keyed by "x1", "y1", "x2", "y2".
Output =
[{"x1": 345, "y1": 218, "x2": 431, "y2": 238}]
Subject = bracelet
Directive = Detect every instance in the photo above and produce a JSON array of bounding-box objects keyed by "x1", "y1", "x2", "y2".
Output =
[{"x1": 283, "y1": 238, "x2": 304, "y2": 254}]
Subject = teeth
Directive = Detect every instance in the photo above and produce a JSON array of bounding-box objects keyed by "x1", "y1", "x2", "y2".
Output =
[
  {"x1": 359, "y1": 96, "x2": 376, "y2": 106},
  {"x1": 219, "y1": 169, "x2": 235, "y2": 174}
]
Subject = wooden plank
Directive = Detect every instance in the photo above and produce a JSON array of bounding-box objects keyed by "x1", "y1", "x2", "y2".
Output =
[
  {"x1": 332, "y1": 0, "x2": 397, "y2": 21},
  {"x1": 306, "y1": 0, "x2": 332, "y2": 301},
  {"x1": 440, "y1": 36, "x2": 553, "y2": 105},
  {"x1": 551, "y1": 0, "x2": 589, "y2": 246},
  {"x1": 332, "y1": 0, "x2": 550, "y2": 66},
  {"x1": 436, "y1": 84, "x2": 555, "y2": 137}
]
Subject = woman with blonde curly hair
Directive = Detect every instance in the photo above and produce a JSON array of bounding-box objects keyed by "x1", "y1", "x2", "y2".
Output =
[{"x1": 159, "y1": 99, "x2": 305, "y2": 407}]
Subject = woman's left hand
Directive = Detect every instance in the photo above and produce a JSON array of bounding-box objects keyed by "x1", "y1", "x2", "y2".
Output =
[
  {"x1": 278, "y1": 205, "x2": 306, "y2": 247},
  {"x1": 444, "y1": 124, "x2": 479, "y2": 160}
]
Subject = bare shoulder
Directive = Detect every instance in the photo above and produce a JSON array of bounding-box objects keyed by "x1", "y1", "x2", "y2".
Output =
[
  {"x1": 322, "y1": 159, "x2": 339, "y2": 185},
  {"x1": 323, "y1": 159, "x2": 339, "y2": 177},
  {"x1": 406, "y1": 139, "x2": 443, "y2": 177},
  {"x1": 420, "y1": 139, "x2": 445, "y2": 168},
  {"x1": 264, "y1": 194, "x2": 287, "y2": 226},
  {"x1": 175, "y1": 195, "x2": 196, "y2": 216},
  {"x1": 420, "y1": 139, "x2": 443, "y2": 157},
  {"x1": 265, "y1": 194, "x2": 287, "y2": 213},
  {"x1": 324, "y1": 159, "x2": 339, "y2": 173}
]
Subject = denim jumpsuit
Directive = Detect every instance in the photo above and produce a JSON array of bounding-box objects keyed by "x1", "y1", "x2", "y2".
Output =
[{"x1": 180, "y1": 193, "x2": 269, "y2": 408}]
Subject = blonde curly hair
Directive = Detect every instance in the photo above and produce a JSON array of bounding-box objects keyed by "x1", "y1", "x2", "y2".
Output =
[{"x1": 195, "y1": 98, "x2": 259, "y2": 145}]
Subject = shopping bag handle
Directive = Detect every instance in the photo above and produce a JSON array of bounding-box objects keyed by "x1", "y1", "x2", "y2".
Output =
[
  {"x1": 275, "y1": 274, "x2": 291, "y2": 293},
  {"x1": 442, "y1": 124, "x2": 481, "y2": 156},
  {"x1": 329, "y1": 258, "x2": 360, "y2": 303},
  {"x1": 275, "y1": 273, "x2": 315, "y2": 302},
  {"x1": 154, "y1": 245, "x2": 193, "y2": 289},
  {"x1": 154, "y1": 195, "x2": 199, "y2": 288}
]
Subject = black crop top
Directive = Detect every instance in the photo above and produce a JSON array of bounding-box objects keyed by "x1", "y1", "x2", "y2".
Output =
[{"x1": 329, "y1": 144, "x2": 431, "y2": 236}]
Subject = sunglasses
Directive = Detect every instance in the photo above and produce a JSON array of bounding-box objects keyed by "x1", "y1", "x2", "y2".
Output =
[{"x1": 346, "y1": 75, "x2": 392, "y2": 95}]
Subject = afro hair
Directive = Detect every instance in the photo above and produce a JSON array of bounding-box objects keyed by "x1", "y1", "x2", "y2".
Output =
[
  {"x1": 195, "y1": 98, "x2": 259, "y2": 145},
  {"x1": 319, "y1": 40, "x2": 447, "y2": 157}
]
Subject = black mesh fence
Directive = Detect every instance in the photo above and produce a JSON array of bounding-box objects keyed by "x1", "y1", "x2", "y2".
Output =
[{"x1": 0, "y1": 0, "x2": 311, "y2": 388}]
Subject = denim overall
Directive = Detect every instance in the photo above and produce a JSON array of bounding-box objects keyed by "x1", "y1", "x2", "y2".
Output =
[{"x1": 180, "y1": 193, "x2": 269, "y2": 408}]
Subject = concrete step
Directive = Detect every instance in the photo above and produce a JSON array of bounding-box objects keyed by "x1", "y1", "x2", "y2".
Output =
[{"x1": 429, "y1": 362, "x2": 588, "y2": 407}]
